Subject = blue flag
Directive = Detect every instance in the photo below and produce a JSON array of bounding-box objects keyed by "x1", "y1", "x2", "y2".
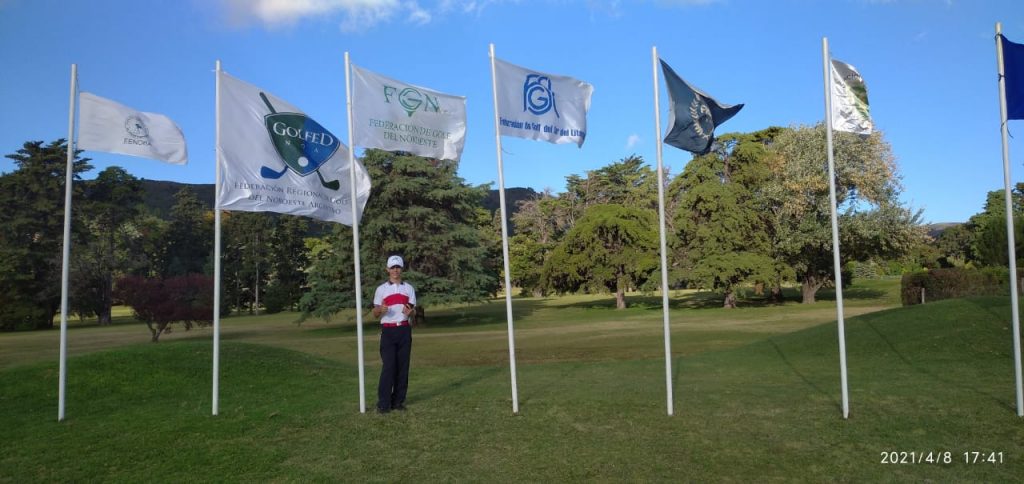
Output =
[
  {"x1": 1002, "y1": 34, "x2": 1024, "y2": 120},
  {"x1": 660, "y1": 59, "x2": 743, "y2": 155}
]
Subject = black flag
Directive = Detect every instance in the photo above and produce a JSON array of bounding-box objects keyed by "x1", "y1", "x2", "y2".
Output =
[{"x1": 660, "y1": 59, "x2": 743, "y2": 155}]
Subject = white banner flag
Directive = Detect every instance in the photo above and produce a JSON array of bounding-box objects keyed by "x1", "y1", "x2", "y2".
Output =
[
  {"x1": 352, "y1": 65, "x2": 467, "y2": 161},
  {"x1": 494, "y1": 58, "x2": 593, "y2": 147},
  {"x1": 216, "y1": 71, "x2": 371, "y2": 225},
  {"x1": 78, "y1": 92, "x2": 187, "y2": 164},
  {"x1": 830, "y1": 59, "x2": 873, "y2": 135}
]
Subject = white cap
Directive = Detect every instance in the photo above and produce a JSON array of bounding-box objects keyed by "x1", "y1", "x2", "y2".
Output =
[{"x1": 387, "y1": 255, "x2": 404, "y2": 268}]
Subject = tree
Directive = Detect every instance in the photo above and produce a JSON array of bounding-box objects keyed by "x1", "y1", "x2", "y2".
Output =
[
  {"x1": 971, "y1": 184, "x2": 1024, "y2": 268},
  {"x1": 543, "y1": 204, "x2": 658, "y2": 309},
  {"x1": 221, "y1": 211, "x2": 272, "y2": 314},
  {"x1": 765, "y1": 124, "x2": 923, "y2": 303},
  {"x1": 71, "y1": 166, "x2": 144, "y2": 324},
  {"x1": 671, "y1": 133, "x2": 775, "y2": 308},
  {"x1": 162, "y1": 186, "x2": 212, "y2": 277},
  {"x1": 0, "y1": 140, "x2": 92, "y2": 330},
  {"x1": 116, "y1": 274, "x2": 214, "y2": 342},
  {"x1": 263, "y1": 215, "x2": 310, "y2": 313},
  {"x1": 300, "y1": 150, "x2": 498, "y2": 320}
]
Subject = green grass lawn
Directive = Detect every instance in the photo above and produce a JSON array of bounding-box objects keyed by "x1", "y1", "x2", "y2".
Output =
[{"x1": 2, "y1": 280, "x2": 1023, "y2": 481}]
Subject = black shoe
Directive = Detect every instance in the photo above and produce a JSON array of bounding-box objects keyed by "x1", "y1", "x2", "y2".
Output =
[
  {"x1": 392, "y1": 404, "x2": 407, "y2": 411},
  {"x1": 376, "y1": 406, "x2": 390, "y2": 414}
]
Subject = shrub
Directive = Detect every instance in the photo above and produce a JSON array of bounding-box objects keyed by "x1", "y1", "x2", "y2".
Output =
[
  {"x1": 116, "y1": 274, "x2": 214, "y2": 342},
  {"x1": 901, "y1": 267, "x2": 1010, "y2": 306}
]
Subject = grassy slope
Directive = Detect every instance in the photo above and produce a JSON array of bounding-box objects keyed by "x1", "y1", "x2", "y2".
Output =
[{"x1": 2, "y1": 289, "x2": 1023, "y2": 481}]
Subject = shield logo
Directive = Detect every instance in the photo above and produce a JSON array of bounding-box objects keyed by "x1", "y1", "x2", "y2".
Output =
[
  {"x1": 264, "y1": 112, "x2": 339, "y2": 177},
  {"x1": 258, "y1": 92, "x2": 341, "y2": 190}
]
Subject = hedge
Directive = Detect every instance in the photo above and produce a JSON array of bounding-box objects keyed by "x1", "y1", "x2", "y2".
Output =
[{"x1": 900, "y1": 267, "x2": 1012, "y2": 306}]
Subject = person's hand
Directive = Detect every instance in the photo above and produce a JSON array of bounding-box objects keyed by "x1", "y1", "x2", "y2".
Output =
[
  {"x1": 402, "y1": 304, "x2": 413, "y2": 316},
  {"x1": 372, "y1": 305, "x2": 383, "y2": 318}
]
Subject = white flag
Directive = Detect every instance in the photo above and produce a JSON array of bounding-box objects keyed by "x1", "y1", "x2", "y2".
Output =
[
  {"x1": 77, "y1": 92, "x2": 187, "y2": 164},
  {"x1": 830, "y1": 59, "x2": 873, "y2": 135},
  {"x1": 216, "y1": 71, "x2": 371, "y2": 226},
  {"x1": 352, "y1": 65, "x2": 467, "y2": 161},
  {"x1": 493, "y1": 58, "x2": 593, "y2": 147}
]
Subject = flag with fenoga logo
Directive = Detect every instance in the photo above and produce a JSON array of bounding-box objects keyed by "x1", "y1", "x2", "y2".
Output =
[
  {"x1": 351, "y1": 65, "x2": 466, "y2": 161},
  {"x1": 493, "y1": 58, "x2": 593, "y2": 147},
  {"x1": 830, "y1": 59, "x2": 873, "y2": 135},
  {"x1": 78, "y1": 92, "x2": 188, "y2": 164},
  {"x1": 216, "y1": 71, "x2": 371, "y2": 225}
]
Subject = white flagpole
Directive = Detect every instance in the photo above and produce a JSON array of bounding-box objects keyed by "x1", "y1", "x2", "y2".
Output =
[
  {"x1": 344, "y1": 52, "x2": 368, "y2": 414},
  {"x1": 58, "y1": 63, "x2": 77, "y2": 422},
  {"x1": 651, "y1": 46, "x2": 675, "y2": 416},
  {"x1": 212, "y1": 60, "x2": 222, "y2": 416},
  {"x1": 488, "y1": 43, "x2": 520, "y2": 414},
  {"x1": 822, "y1": 37, "x2": 851, "y2": 419},
  {"x1": 995, "y1": 22, "x2": 1024, "y2": 417}
]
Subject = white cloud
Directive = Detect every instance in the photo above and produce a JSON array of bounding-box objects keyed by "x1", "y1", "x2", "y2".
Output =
[
  {"x1": 626, "y1": 134, "x2": 640, "y2": 149},
  {"x1": 222, "y1": 0, "x2": 403, "y2": 31}
]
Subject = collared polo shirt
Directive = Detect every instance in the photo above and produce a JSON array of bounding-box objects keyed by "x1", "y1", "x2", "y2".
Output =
[{"x1": 373, "y1": 280, "x2": 416, "y2": 324}]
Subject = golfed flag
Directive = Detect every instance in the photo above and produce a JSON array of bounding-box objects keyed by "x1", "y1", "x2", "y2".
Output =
[
  {"x1": 77, "y1": 92, "x2": 187, "y2": 164},
  {"x1": 493, "y1": 58, "x2": 593, "y2": 147},
  {"x1": 660, "y1": 59, "x2": 743, "y2": 155},
  {"x1": 216, "y1": 71, "x2": 371, "y2": 226},
  {"x1": 830, "y1": 59, "x2": 873, "y2": 135},
  {"x1": 352, "y1": 65, "x2": 467, "y2": 161}
]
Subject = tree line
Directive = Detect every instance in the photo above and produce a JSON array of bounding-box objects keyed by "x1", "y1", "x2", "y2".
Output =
[{"x1": 7, "y1": 123, "x2": 998, "y2": 332}]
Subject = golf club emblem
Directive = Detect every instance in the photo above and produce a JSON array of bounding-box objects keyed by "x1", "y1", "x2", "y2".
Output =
[
  {"x1": 259, "y1": 92, "x2": 341, "y2": 190},
  {"x1": 523, "y1": 74, "x2": 559, "y2": 118}
]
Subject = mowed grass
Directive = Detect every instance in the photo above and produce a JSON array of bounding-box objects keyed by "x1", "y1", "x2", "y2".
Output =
[{"x1": 2, "y1": 280, "x2": 1023, "y2": 481}]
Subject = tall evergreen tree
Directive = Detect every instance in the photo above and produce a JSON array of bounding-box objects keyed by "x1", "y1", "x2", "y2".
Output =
[
  {"x1": 0, "y1": 140, "x2": 92, "y2": 330},
  {"x1": 162, "y1": 186, "x2": 212, "y2": 277},
  {"x1": 72, "y1": 166, "x2": 143, "y2": 324},
  {"x1": 300, "y1": 150, "x2": 498, "y2": 320},
  {"x1": 543, "y1": 204, "x2": 658, "y2": 309},
  {"x1": 671, "y1": 133, "x2": 775, "y2": 308}
]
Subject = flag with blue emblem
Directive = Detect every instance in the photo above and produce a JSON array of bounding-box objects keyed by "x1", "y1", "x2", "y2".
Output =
[
  {"x1": 216, "y1": 71, "x2": 371, "y2": 225},
  {"x1": 1002, "y1": 34, "x2": 1024, "y2": 120},
  {"x1": 493, "y1": 58, "x2": 593, "y2": 147},
  {"x1": 660, "y1": 59, "x2": 743, "y2": 155}
]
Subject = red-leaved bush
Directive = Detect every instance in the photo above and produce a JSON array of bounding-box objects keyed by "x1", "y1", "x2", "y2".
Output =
[{"x1": 116, "y1": 274, "x2": 214, "y2": 342}]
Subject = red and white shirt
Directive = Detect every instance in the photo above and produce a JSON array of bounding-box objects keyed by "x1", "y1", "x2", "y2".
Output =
[{"x1": 373, "y1": 281, "x2": 416, "y2": 324}]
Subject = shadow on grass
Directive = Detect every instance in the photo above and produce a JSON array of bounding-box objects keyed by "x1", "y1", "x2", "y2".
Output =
[
  {"x1": 768, "y1": 339, "x2": 840, "y2": 411},
  {"x1": 409, "y1": 365, "x2": 502, "y2": 406},
  {"x1": 863, "y1": 317, "x2": 1014, "y2": 412}
]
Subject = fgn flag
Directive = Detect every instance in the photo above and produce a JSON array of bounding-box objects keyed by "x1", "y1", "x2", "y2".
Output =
[
  {"x1": 1001, "y1": 34, "x2": 1024, "y2": 120},
  {"x1": 352, "y1": 65, "x2": 467, "y2": 160},
  {"x1": 494, "y1": 58, "x2": 593, "y2": 147},
  {"x1": 660, "y1": 59, "x2": 743, "y2": 155},
  {"x1": 78, "y1": 92, "x2": 187, "y2": 164},
  {"x1": 216, "y1": 71, "x2": 371, "y2": 225},
  {"x1": 830, "y1": 59, "x2": 873, "y2": 134}
]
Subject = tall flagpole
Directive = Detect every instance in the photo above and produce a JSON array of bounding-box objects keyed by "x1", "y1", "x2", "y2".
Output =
[
  {"x1": 344, "y1": 52, "x2": 368, "y2": 414},
  {"x1": 489, "y1": 43, "x2": 520, "y2": 414},
  {"x1": 58, "y1": 63, "x2": 77, "y2": 422},
  {"x1": 212, "y1": 60, "x2": 222, "y2": 416},
  {"x1": 995, "y1": 22, "x2": 1024, "y2": 417},
  {"x1": 822, "y1": 37, "x2": 850, "y2": 419},
  {"x1": 651, "y1": 46, "x2": 675, "y2": 416}
]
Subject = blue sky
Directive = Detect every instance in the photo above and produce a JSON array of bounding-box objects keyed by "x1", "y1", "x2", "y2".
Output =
[{"x1": 0, "y1": 0, "x2": 1021, "y2": 223}]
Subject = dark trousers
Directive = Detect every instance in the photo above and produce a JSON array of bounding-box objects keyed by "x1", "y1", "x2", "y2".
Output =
[{"x1": 377, "y1": 326, "x2": 412, "y2": 410}]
